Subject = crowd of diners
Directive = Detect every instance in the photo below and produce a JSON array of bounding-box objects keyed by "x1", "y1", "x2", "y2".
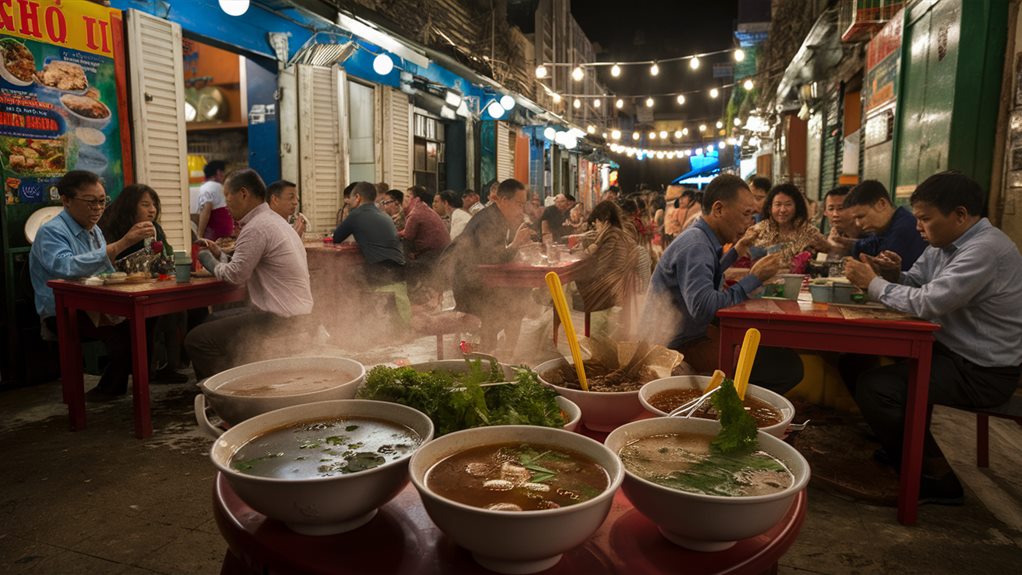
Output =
[{"x1": 28, "y1": 164, "x2": 1022, "y2": 506}]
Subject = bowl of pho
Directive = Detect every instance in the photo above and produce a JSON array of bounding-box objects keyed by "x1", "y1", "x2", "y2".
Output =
[
  {"x1": 604, "y1": 412, "x2": 810, "y2": 551},
  {"x1": 409, "y1": 425, "x2": 623, "y2": 574},
  {"x1": 210, "y1": 399, "x2": 433, "y2": 535},
  {"x1": 197, "y1": 356, "x2": 365, "y2": 430},
  {"x1": 638, "y1": 375, "x2": 795, "y2": 437}
]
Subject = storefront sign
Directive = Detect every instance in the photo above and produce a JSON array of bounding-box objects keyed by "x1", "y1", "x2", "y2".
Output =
[
  {"x1": 864, "y1": 8, "x2": 903, "y2": 113},
  {"x1": 1, "y1": 0, "x2": 125, "y2": 203}
]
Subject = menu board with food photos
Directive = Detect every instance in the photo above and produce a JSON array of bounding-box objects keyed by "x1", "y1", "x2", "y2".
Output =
[{"x1": 0, "y1": 0, "x2": 127, "y2": 204}]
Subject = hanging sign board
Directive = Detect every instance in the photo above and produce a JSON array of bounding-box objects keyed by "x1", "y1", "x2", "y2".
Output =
[
  {"x1": 864, "y1": 8, "x2": 903, "y2": 114},
  {"x1": 1, "y1": 0, "x2": 127, "y2": 204}
]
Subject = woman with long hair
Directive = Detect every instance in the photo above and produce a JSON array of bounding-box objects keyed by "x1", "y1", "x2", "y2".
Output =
[
  {"x1": 575, "y1": 200, "x2": 638, "y2": 338},
  {"x1": 99, "y1": 184, "x2": 188, "y2": 383},
  {"x1": 740, "y1": 183, "x2": 830, "y2": 272}
]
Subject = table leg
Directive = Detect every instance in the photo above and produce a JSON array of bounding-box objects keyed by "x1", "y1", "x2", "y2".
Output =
[
  {"x1": 56, "y1": 296, "x2": 86, "y2": 430},
  {"x1": 717, "y1": 324, "x2": 741, "y2": 374},
  {"x1": 897, "y1": 340, "x2": 932, "y2": 526},
  {"x1": 130, "y1": 301, "x2": 152, "y2": 439}
]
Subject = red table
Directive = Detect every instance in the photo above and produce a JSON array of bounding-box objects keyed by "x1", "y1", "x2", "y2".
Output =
[
  {"x1": 716, "y1": 298, "x2": 939, "y2": 525},
  {"x1": 214, "y1": 473, "x2": 806, "y2": 575},
  {"x1": 478, "y1": 258, "x2": 590, "y2": 343},
  {"x1": 48, "y1": 278, "x2": 246, "y2": 438}
]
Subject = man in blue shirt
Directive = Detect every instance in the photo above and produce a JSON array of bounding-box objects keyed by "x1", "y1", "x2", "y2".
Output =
[
  {"x1": 841, "y1": 180, "x2": 927, "y2": 270},
  {"x1": 641, "y1": 174, "x2": 803, "y2": 394},
  {"x1": 844, "y1": 171, "x2": 1022, "y2": 504},
  {"x1": 332, "y1": 182, "x2": 405, "y2": 285},
  {"x1": 30, "y1": 170, "x2": 155, "y2": 398}
]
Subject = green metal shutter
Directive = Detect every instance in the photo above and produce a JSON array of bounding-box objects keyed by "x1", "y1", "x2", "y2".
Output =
[{"x1": 821, "y1": 86, "x2": 843, "y2": 194}]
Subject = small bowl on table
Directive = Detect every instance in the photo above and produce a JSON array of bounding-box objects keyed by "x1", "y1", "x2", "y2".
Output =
[
  {"x1": 409, "y1": 425, "x2": 624, "y2": 574},
  {"x1": 637, "y1": 375, "x2": 795, "y2": 438},
  {"x1": 534, "y1": 357, "x2": 646, "y2": 432},
  {"x1": 604, "y1": 417, "x2": 810, "y2": 552}
]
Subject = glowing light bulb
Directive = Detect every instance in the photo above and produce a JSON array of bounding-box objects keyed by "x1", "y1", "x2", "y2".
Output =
[
  {"x1": 535, "y1": 65, "x2": 548, "y2": 78},
  {"x1": 689, "y1": 56, "x2": 700, "y2": 70},
  {"x1": 674, "y1": 130, "x2": 683, "y2": 139},
  {"x1": 632, "y1": 132, "x2": 640, "y2": 140},
  {"x1": 698, "y1": 124, "x2": 707, "y2": 132},
  {"x1": 552, "y1": 93, "x2": 561, "y2": 104},
  {"x1": 649, "y1": 131, "x2": 657, "y2": 140},
  {"x1": 645, "y1": 97, "x2": 654, "y2": 108},
  {"x1": 572, "y1": 66, "x2": 584, "y2": 82},
  {"x1": 573, "y1": 98, "x2": 581, "y2": 109},
  {"x1": 611, "y1": 129, "x2": 621, "y2": 140},
  {"x1": 659, "y1": 130, "x2": 668, "y2": 139},
  {"x1": 676, "y1": 94, "x2": 686, "y2": 105},
  {"x1": 682, "y1": 127, "x2": 689, "y2": 136},
  {"x1": 500, "y1": 95, "x2": 516, "y2": 110},
  {"x1": 219, "y1": 0, "x2": 250, "y2": 16},
  {"x1": 543, "y1": 127, "x2": 556, "y2": 140},
  {"x1": 734, "y1": 118, "x2": 742, "y2": 126},
  {"x1": 743, "y1": 78, "x2": 754, "y2": 90},
  {"x1": 372, "y1": 53, "x2": 394, "y2": 75},
  {"x1": 734, "y1": 49, "x2": 745, "y2": 62},
  {"x1": 615, "y1": 98, "x2": 624, "y2": 109},
  {"x1": 650, "y1": 62, "x2": 659, "y2": 76},
  {"x1": 709, "y1": 88, "x2": 719, "y2": 98},
  {"x1": 487, "y1": 100, "x2": 505, "y2": 119},
  {"x1": 716, "y1": 120, "x2": 724, "y2": 129},
  {"x1": 611, "y1": 64, "x2": 621, "y2": 77},
  {"x1": 718, "y1": 141, "x2": 726, "y2": 149},
  {"x1": 587, "y1": 125, "x2": 596, "y2": 134},
  {"x1": 594, "y1": 98, "x2": 602, "y2": 109}
]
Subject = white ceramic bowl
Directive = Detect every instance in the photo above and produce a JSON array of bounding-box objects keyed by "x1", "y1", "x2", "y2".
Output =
[
  {"x1": 409, "y1": 425, "x2": 624, "y2": 574},
  {"x1": 198, "y1": 356, "x2": 365, "y2": 427},
  {"x1": 604, "y1": 417, "x2": 810, "y2": 552},
  {"x1": 638, "y1": 376, "x2": 796, "y2": 437},
  {"x1": 556, "y1": 396, "x2": 581, "y2": 432},
  {"x1": 534, "y1": 357, "x2": 645, "y2": 432},
  {"x1": 59, "y1": 93, "x2": 111, "y2": 129},
  {"x1": 210, "y1": 399, "x2": 434, "y2": 535}
]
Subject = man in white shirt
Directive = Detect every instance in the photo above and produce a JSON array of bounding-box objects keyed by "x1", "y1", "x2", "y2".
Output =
[
  {"x1": 185, "y1": 168, "x2": 314, "y2": 379},
  {"x1": 434, "y1": 190, "x2": 472, "y2": 239}
]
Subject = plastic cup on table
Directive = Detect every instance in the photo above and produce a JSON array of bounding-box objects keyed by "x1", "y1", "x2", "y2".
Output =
[{"x1": 173, "y1": 251, "x2": 192, "y2": 283}]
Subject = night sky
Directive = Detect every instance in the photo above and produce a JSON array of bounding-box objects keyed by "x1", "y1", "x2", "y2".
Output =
[{"x1": 570, "y1": 0, "x2": 740, "y2": 126}]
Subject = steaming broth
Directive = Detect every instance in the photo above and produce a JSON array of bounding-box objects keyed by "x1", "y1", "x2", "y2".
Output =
[
  {"x1": 426, "y1": 443, "x2": 609, "y2": 511},
  {"x1": 649, "y1": 389, "x2": 784, "y2": 427},
  {"x1": 216, "y1": 368, "x2": 353, "y2": 397},
  {"x1": 619, "y1": 433, "x2": 793, "y2": 497},
  {"x1": 230, "y1": 417, "x2": 421, "y2": 478}
]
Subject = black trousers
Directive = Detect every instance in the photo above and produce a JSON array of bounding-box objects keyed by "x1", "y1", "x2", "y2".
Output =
[
  {"x1": 842, "y1": 344, "x2": 1020, "y2": 462},
  {"x1": 184, "y1": 308, "x2": 311, "y2": 381}
]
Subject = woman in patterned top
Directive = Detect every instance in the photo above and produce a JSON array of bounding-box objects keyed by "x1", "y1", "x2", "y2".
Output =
[{"x1": 740, "y1": 183, "x2": 830, "y2": 272}]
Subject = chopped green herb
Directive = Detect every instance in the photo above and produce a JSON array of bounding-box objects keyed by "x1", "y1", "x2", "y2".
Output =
[{"x1": 345, "y1": 425, "x2": 359, "y2": 432}]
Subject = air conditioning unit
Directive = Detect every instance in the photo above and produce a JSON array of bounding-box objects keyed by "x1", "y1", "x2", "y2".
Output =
[{"x1": 840, "y1": 0, "x2": 904, "y2": 43}]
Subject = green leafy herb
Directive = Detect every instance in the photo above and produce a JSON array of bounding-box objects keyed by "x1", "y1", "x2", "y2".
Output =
[
  {"x1": 710, "y1": 378, "x2": 758, "y2": 454},
  {"x1": 518, "y1": 448, "x2": 559, "y2": 483},
  {"x1": 345, "y1": 425, "x2": 359, "y2": 432},
  {"x1": 356, "y1": 363, "x2": 564, "y2": 436}
]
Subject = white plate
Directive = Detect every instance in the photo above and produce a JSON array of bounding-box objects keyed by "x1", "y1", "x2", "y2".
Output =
[{"x1": 24, "y1": 206, "x2": 63, "y2": 244}]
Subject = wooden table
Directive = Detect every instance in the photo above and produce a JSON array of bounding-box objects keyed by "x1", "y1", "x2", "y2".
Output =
[
  {"x1": 478, "y1": 257, "x2": 589, "y2": 343},
  {"x1": 214, "y1": 473, "x2": 806, "y2": 575},
  {"x1": 48, "y1": 277, "x2": 246, "y2": 438},
  {"x1": 716, "y1": 298, "x2": 939, "y2": 525}
]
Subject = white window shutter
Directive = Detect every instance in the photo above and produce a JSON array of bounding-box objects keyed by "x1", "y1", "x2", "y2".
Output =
[
  {"x1": 496, "y1": 122, "x2": 514, "y2": 182},
  {"x1": 297, "y1": 64, "x2": 346, "y2": 235},
  {"x1": 126, "y1": 10, "x2": 189, "y2": 251},
  {"x1": 382, "y1": 86, "x2": 412, "y2": 191}
]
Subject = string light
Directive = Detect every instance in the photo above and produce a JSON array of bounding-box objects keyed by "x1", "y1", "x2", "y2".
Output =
[
  {"x1": 611, "y1": 63, "x2": 621, "y2": 77},
  {"x1": 593, "y1": 98, "x2": 601, "y2": 108},
  {"x1": 715, "y1": 120, "x2": 724, "y2": 129},
  {"x1": 673, "y1": 130, "x2": 683, "y2": 139},
  {"x1": 743, "y1": 78, "x2": 754, "y2": 90},
  {"x1": 689, "y1": 56, "x2": 700, "y2": 70},
  {"x1": 552, "y1": 93, "x2": 561, "y2": 104},
  {"x1": 645, "y1": 97, "x2": 654, "y2": 108},
  {"x1": 573, "y1": 98, "x2": 581, "y2": 109},
  {"x1": 587, "y1": 125, "x2": 596, "y2": 134},
  {"x1": 734, "y1": 49, "x2": 745, "y2": 62},
  {"x1": 601, "y1": 132, "x2": 607, "y2": 138},
  {"x1": 616, "y1": 98, "x2": 624, "y2": 109},
  {"x1": 650, "y1": 62, "x2": 659, "y2": 76},
  {"x1": 698, "y1": 124, "x2": 707, "y2": 132},
  {"x1": 659, "y1": 130, "x2": 668, "y2": 139},
  {"x1": 676, "y1": 94, "x2": 686, "y2": 105},
  {"x1": 632, "y1": 131, "x2": 640, "y2": 140},
  {"x1": 709, "y1": 88, "x2": 719, "y2": 98},
  {"x1": 718, "y1": 141, "x2": 726, "y2": 149},
  {"x1": 682, "y1": 127, "x2": 689, "y2": 136},
  {"x1": 649, "y1": 131, "x2": 657, "y2": 140},
  {"x1": 611, "y1": 129, "x2": 621, "y2": 139},
  {"x1": 535, "y1": 65, "x2": 548, "y2": 78},
  {"x1": 572, "y1": 66, "x2": 584, "y2": 81},
  {"x1": 733, "y1": 118, "x2": 742, "y2": 126}
]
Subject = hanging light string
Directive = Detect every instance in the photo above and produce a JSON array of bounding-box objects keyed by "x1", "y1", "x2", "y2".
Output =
[
  {"x1": 539, "y1": 79, "x2": 748, "y2": 99},
  {"x1": 536, "y1": 47, "x2": 743, "y2": 69}
]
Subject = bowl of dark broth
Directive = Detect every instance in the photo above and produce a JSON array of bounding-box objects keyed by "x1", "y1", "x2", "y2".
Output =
[
  {"x1": 409, "y1": 425, "x2": 623, "y2": 574},
  {"x1": 638, "y1": 375, "x2": 795, "y2": 437},
  {"x1": 197, "y1": 356, "x2": 365, "y2": 430},
  {"x1": 604, "y1": 417, "x2": 810, "y2": 552},
  {"x1": 534, "y1": 357, "x2": 650, "y2": 432},
  {"x1": 210, "y1": 399, "x2": 433, "y2": 535}
]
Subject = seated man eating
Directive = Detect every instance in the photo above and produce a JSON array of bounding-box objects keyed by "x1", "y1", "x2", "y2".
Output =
[
  {"x1": 843, "y1": 171, "x2": 1022, "y2": 504},
  {"x1": 641, "y1": 174, "x2": 803, "y2": 394},
  {"x1": 30, "y1": 170, "x2": 155, "y2": 398},
  {"x1": 186, "y1": 169, "x2": 314, "y2": 379}
]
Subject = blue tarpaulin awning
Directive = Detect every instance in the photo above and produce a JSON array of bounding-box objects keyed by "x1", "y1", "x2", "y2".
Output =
[{"x1": 671, "y1": 155, "x2": 721, "y2": 184}]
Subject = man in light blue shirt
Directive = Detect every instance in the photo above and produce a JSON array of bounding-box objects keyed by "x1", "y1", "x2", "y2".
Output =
[
  {"x1": 845, "y1": 171, "x2": 1022, "y2": 504},
  {"x1": 30, "y1": 170, "x2": 154, "y2": 397},
  {"x1": 642, "y1": 174, "x2": 803, "y2": 394}
]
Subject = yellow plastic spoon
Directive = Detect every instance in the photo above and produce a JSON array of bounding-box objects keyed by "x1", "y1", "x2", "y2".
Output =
[
  {"x1": 733, "y1": 328, "x2": 761, "y2": 401},
  {"x1": 705, "y1": 369, "x2": 726, "y2": 393},
  {"x1": 545, "y1": 271, "x2": 588, "y2": 392}
]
